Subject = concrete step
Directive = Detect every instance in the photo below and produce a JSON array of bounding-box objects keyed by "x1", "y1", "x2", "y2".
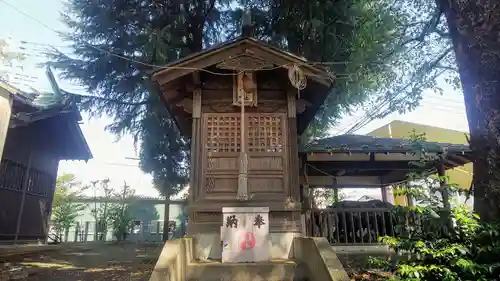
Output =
[{"x1": 187, "y1": 259, "x2": 310, "y2": 281}]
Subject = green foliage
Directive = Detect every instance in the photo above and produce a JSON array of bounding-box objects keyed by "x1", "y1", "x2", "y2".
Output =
[
  {"x1": 51, "y1": 174, "x2": 86, "y2": 234},
  {"x1": 127, "y1": 200, "x2": 160, "y2": 222},
  {"x1": 313, "y1": 188, "x2": 346, "y2": 207},
  {"x1": 377, "y1": 204, "x2": 500, "y2": 280},
  {"x1": 372, "y1": 133, "x2": 500, "y2": 280},
  {"x1": 88, "y1": 179, "x2": 114, "y2": 240},
  {"x1": 48, "y1": 0, "x2": 459, "y2": 196},
  {"x1": 109, "y1": 182, "x2": 135, "y2": 241}
]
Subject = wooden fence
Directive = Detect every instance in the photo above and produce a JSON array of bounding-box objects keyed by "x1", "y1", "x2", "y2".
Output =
[{"x1": 306, "y1": 207, "x2": 395, "y2": 244}]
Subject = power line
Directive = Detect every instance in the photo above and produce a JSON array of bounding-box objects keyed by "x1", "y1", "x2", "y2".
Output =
[
  {"x1": 341, "y1": 69, "x2": 453, "y2": 135},
  {"x1": 0, "y1": 0, "x2": 351, "y2": 79}
]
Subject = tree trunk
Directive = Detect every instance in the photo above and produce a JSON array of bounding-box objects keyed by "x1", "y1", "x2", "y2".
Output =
[
  {"x1": 163, "y1": 198, "x2": 170, "y2": 241},
  {"x1": 441, "y1": 0, "x2": 500, "y2": 221}
]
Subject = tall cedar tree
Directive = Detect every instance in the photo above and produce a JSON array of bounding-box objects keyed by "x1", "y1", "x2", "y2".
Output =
[
  {"x1": 441, "y1": 0, "x2": 500, "y2": 222},
  {"x1": 48, "y1": 0, "x2": 459, "y2": 235}
]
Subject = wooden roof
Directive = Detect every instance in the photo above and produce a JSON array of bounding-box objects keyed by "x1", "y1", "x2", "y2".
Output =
[
  {"x1": 302, "y1": 135, "x2": 471, "y2": 156},
  {"x1": 302, "y1": 134, "x2": 473, "y2": 184},
  {"x1": 8, "y1": 87, "x2": 92, "y2": 161},
  {"x1": 151, "y1": 37, "x2": 334, "y2": 136}
]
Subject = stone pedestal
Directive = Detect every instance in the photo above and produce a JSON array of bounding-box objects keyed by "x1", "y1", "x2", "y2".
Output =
[{"x1": 221, "y1": 207, "x2": 270, "y2": 263}]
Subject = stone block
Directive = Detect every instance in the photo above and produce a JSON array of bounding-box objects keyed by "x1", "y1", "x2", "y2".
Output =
[{"x1": 221, "y1": 207, "x2": 269, "y2": 263}]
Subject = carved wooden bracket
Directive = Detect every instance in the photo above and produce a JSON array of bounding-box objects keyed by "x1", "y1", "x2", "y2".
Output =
[
  {"x1": 216, "y1": 53, "x2": 274, "y2": 71},
  {"x1": 296, "y1": 99, "x2": 311, "y2": 114},
  {"x1": 176, "y1": 98, "x2": 193, "y2": 114}
]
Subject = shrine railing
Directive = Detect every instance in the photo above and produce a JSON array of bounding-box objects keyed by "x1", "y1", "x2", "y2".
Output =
[{"x1": 306, "y1": 208, "x2": 395, "y2": 245}]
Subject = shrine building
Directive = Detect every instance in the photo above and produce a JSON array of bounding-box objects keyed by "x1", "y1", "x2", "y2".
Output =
[{"x1": 152, "y1": 33, "x2": 333, "y2": 260}]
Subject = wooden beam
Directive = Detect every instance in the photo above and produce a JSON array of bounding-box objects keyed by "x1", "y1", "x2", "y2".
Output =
[
  {"x1": 304, "y1": 161, "x2": 418, "y2": 172},
  {"x1": 451, "y1": 154, "x2": 471, "y2": 164},
  {"x1": 307, "y1": 153, "x2": 371, "y2": 162},
  {"x1": 154, "y1": 46, "x2": 245, "y2": 86},
  {"x1": 374, "y1": 153, "x2": 426, "y2": 161},
  {"x1": 300, "y1": 175, "x2": 381, "y2": 186}
]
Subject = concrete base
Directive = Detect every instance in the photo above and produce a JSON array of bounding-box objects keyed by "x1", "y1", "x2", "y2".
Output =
[
  {"x1": 293, "y1": 237, "x2": 350, "y2": 281},
  {"x1": 192, "y1": 232, "x2": 302, "y2": 261},
  {"x1": 187, "y1": 260, "x2": 308, "y2": 281},
  {"x1": 150, "y1": 236, "x2": 350, "y2": 281}
]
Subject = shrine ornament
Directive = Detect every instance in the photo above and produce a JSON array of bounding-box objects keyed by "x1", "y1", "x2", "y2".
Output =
[{"x1": 288, "y1": 64, "x2": 307, "y2": 98}]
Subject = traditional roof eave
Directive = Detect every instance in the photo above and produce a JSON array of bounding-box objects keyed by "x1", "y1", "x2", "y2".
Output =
[
  {"x1": 151, "y1": 37, "x2": 334, "y2": 87},
  {"x1": 0, "y1": 81, "x2": 21, "y2": 97},
  {"x1": 300, "y1": 135, "x2": 471, "y2": 155}
]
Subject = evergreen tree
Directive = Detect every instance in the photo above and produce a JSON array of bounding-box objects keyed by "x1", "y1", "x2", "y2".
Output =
[{"x1": 47, "y1": 0, "x2": 456, "y2": 212}]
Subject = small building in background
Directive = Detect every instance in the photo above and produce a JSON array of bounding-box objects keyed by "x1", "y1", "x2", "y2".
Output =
[
  {"x1": 367, "y1": 120, "x2": 473, "y2": 207},
  {"x1": 51, "y1": 196, "x2": 186, "y2": 243},
  {"x1": 0, "y1": 82, "x2": 92, "y2": 243}
]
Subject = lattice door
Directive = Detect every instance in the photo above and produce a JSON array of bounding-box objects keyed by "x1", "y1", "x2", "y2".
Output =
[
  {"x1": 202, "y1": 113, "x2": 287, "y2": 199},
  {"x1": 247, "y1": 115, "x2": 284, "y2": 153},
  {"x1": 205, "y1": 115, "x2": 241, "y2": 153}
]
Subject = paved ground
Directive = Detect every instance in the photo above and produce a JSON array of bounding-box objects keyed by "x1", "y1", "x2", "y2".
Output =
[{"x1": 0, "y1": 242, "x2": 162, "y2": 281}]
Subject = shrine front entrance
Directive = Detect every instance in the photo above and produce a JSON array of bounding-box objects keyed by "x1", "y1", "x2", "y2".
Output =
[
  {"x1": 187, "y1": 112, "x2": 303, "y2": 261},
  {"x1": 201, "y1": 113, "x2": 288, "y2": 202}
]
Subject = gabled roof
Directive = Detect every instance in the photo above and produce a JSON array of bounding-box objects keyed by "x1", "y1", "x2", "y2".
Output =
[
  {"x1": 2, "y1": 81, "x2": 92, "y2": 161},
  {"x1": 151, "y1": 37, "x2": 335, "y2": 136},
  {"x1": 152, "y1": 37, "x2": 333, "y2": 86}
]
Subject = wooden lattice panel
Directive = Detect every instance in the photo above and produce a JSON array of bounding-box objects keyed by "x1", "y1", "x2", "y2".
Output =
[
  {"x1": 248, "y1": 115, "x2": 284, "y2": 152},
  {"x1": 205, "y1": 115, "x2": 241, "y2": 153}
]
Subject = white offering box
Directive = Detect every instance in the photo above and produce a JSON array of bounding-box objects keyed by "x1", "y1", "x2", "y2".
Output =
[{"x1": 221, "y1": 206, "x2": 270, "y2": 263}]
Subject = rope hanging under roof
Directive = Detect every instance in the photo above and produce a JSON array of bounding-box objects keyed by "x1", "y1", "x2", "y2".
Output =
[{"x1": 288, "y1": 64, "x2": 307, "y2": 99}]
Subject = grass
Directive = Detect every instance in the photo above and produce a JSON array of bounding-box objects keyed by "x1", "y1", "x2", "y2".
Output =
[{"x1": 0, "y1": 242, "x2": 162, "y2": 281}]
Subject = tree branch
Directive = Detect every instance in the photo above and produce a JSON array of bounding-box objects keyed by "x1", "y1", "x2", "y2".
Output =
[
  {"x1": 204, "y1": 0, "x2": 217, "y2": 19},
  {"x1": 435, "y1": 64, "x2": 458, "y2": 72},
  {"x1": 400, "y1": 3, "x2": 445, "y2": 45},
  {"x1": 63, "y1": 90, "x2": 149, "y2": 106}
]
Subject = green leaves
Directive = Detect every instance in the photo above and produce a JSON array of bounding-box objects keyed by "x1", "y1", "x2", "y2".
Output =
[{"x1": 51, "y1": 174, "x2": 87, "y2": 233}]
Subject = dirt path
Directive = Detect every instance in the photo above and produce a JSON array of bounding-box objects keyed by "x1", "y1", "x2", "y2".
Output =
[{"x1": 0, "y1": 242, "x2": 162, "y2": 281}]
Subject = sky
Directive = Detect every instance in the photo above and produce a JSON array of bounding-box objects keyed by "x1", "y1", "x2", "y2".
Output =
[{"x1": 0, "y1": 0, "x2": 469, "y2": 200}]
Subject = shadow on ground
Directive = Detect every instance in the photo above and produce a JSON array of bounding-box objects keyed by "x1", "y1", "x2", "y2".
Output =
[{"x1": 0, "y1": 242, "x2": 162, "y2": 281}]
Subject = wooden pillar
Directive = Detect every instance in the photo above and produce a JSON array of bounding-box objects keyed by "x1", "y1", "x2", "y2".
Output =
[
  {"x1": 0, "y1": 85, "x2": 13, "y2": 160},
  {"x1": 287, "y1": 89, "x2": 300, "y2": 201},
  {"x1": 381, "y1": 177, "x2": 388, "y2": 203},
  {"x1": 190, "y1": 72, "x2": 202, "y2": 204},
  {"x1": 186, "y1": 73, "x2": 203, "y2": 235},
  {"x1": 333, "y1": 177, "x2": 339, "y2": 203},
  {"x1": 14, "y1": 151, "x2": 33, "y2": 244},
  {"x1": 437, "y1": 161, "x2": 451, "y2": 210}
]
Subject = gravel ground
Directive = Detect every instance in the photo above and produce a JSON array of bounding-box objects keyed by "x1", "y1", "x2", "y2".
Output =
[{"x1": 0, "y1": 242, "x2": 162, "y2": 281}]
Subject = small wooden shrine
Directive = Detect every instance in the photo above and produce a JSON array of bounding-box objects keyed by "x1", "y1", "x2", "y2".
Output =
[
  {"x1": 0, "y1": 83, "x2": 92, "y2": 243},
  {"x1": 152, "y1": 33, "x2": 333, "y2": 259}
]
